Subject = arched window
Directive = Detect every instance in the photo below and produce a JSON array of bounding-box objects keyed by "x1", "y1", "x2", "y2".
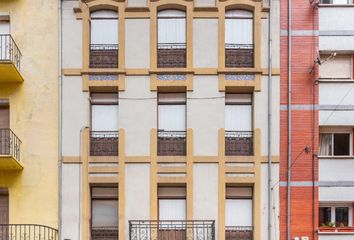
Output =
[
  {"x1": 157, "y1": 9, "x2": 186, "y2": 68},
  {"x1": 225, "y1": 10, "x2": 254, "y2": 68},
  {"x1": 90, "y1": 10, "x2": 118, "y2": 68}
]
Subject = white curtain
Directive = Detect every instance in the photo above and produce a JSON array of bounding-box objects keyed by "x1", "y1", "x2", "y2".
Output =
[
  {"x1": 158, "y1": 18, "x2": 186, "y2": 44},
  {"x1": 225, "y1": 105, "x2": 252, "y2": 131},
  {"x1": 159, "y1": 199, "x2": 186, "y2": 221},
  {"x1": 91, "y1": 19, "x2": 118, "y2": 45},
  {"x1": 319, "y1": 133, "x2": 332, "y2": 156},
  {"x1": 92, "y1": 200, "x2": 118, "y2": 227},
  {"x1": 158, "y1": 105, "x2": 186, "y2": 131},
  {"x1": 92, "y1": 105, "x2": 119, "y2": 131},
  {"x1": 225, "y1": 18, "x2": 253, "y2": 45},
  {"x1": 225, "y1": 199, "x2": 253, "y2": 226},
  {"x1": 0, "y1": 21, "x2": 10, "y2": 60}
]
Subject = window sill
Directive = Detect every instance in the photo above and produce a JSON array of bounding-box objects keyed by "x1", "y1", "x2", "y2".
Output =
[
  {"x1": 318, "y1": 227, "x2": 354, "y2": 234},
  {"x1": 318, "y1": 4, "x2": 354, "y2": 7},
  {"x1": 318, "y1": 156, "x2": 354, "y2": 159},
  {"x1": 318, "y1": 78, "x2": 354, "y2": 83}
]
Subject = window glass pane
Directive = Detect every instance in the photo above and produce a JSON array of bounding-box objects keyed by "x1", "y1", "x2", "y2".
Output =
[
  {"x1": 335, "y1": 207, "x2": 349, "y2": 227},
  {"x1": 333, "y1": 0, "x2": 349, "y2": 4},
  {"x1": 225, "y1": 105, "x2": 252, "y2": 131},
  {"x1": 158, "y1": 105, "x2": 186, "y2": 131},
  {"x1": 92, "y1": 200, "x2": 118, "y2": 227},
  {"x1": 333, "y1": 134, "x2": 350, "y2": 156},
  {"x1": 92, "y1": 105, "x2": 119, "y2": 131},
  {"x1": 159, "y1": 199, "x2": 186, "y2": 221},
  {"x1": 225, "y1": 19, "x2": 253, "y2": 45},
  {"x1": 225, "y1": 199, "x2": 253, "y2": 226},
  {"x1": 91, "y1": 19, "x2": 118, "y2": 45},
  {"x1": 319, "y1": 207, "x2": 331, "y2": 226},
  {"x1": 319, "y1": 133, "x2": 332, "y2": 156},
  {"x1": 158, "y1": 18, "x2": 186, "y2": 44}
]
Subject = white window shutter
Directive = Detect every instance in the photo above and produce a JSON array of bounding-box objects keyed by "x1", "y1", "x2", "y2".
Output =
[
  {"x1": 225, "y1": 199, "x2": 253, "y2": 226},
  {"x1": 158, "y1": 105, "x2": 186, "y2": 131},
  {"x1": 159, "y1": 199, "x2": 186, "y2": 221},
  {"x1": 92, "y1": 105, "x2": 119, "y2": 131},
  {"x1": 225, "y1": 105, "x2": 252, "y2": 131}
]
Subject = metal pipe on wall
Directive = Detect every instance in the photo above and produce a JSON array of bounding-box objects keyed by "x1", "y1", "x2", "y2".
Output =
[
  {"x1": 287, "y1": 0, "x2": 293, "y2": 239},
  {"x1": 267, "y1": 0, "x2": 273, "y2": 239},
  {"x1": 58, "y1": 0, "x2": 63, "y2": 239}
]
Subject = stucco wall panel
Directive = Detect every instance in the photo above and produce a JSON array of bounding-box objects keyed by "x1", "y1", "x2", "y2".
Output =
[
  {"x1": 193, "y1": 19, "x2": 218, "y2": 68},
  {"x1": 62, "y1": 76, "x2": 89, "y2": 156},
  {"x1": 61, "y1": 164, "x2": 81, "y2": 240},
  {"x1": 193, "y1": 164, "x2": 218, "y2": 237},
  {"x1": 119, "y1": 76, "x2": 156, "y2": 156},
  {"x1": 187, "y1": 76, "x2": 224, "y2": 156},
  {"x1": 62, "y1": 1, "x2": 82, "y2": 68},
  {"x1": 125, "y1": 164, "x2": 151, "y2": 239},
  {"x1": 194, "y1": 0, "x2": 216, "y2": 7},
  {"x1": 319, "y1": 159, "x2": 354, "y2": 182},
  {"x1": 261, "y1": 164, "x2": 280, "y2": 240},
  {"x1": 254, "y1": 76, "x2": 280, "y2": 156},
  {"x1": 125, "y1": 19, "x2": 150, "y2": 68}
]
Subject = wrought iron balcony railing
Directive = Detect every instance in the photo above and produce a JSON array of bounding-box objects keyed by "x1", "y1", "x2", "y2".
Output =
[
  {"x1": 91, "y1": 226, "x2": 119, "y2": 240},
  {"x1": 0, "y1": 128, "x2": 21, "y2": 161},
  {"x1": 225, "y1": 226, "x2": 253, "y2": 240},
  {"x1": 0, "y1": 224, "x2": 58, "y2": 240},
  {"x1": 225, "y1": 44, "x2": 254, "y2": 68},
  {"x1": 90, "y1": 44, "x2": 118, "y2": 68},
  {"x1": 157, "y1": 131, "x2": 186, "y2": 156},
  {"x1": 225, "y1": 131, "x2": 253, "y2": 156},
  {"x1": 157, "y1": 43, "x2": 186, "y2": 68},
  {"x1": 0, "y1": 34, "x2": 22, "y2": 70},
  {"x1": 129, "y1": 220, "x2": 215, "y2": 240},
  {"x1": 90, "y1": 131, "x2": 119, "y2": 156}
]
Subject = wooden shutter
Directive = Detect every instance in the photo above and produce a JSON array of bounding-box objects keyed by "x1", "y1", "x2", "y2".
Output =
[{"x1": 0, "y1": 188, "x2": 9, "y2": 224}]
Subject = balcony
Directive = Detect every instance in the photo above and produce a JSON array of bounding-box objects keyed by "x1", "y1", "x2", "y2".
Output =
[
  {"x1": 0, "y1": 34, "x2": 23, "y2": 83},
  {"x1": 0, "y1": 128, "x2": 22, "y2": 170},
  {"x1": 90, "y1": 44, "x2": 118, "y2": 68},
  {"x1": 91, "y1": 226, "x2": 118, "y2": 240},
  {"x1": 225, "y1": 226, "x2": 253, "y2": 240},
  {"x1": 225, "y1": 131, "x2": 254, "y2": 156},
  {"x1": 225, "y1": 44, "x2": 254, "y2": 68},
  {"x1": 0, "y1": 224, "x2": 58, "y2": 240},
  {"x1": 157, "y1": 43, "x2": 186, "y2": 68},
  {"x1": 90, "y1": 131, "x2": 119, "y2": 156},
  {"x1": 157, "y1": 131, "x2": 186, "y2": 156},
  {"x1": 129, "y1": 220, "x2": 215, "y2": 240}
]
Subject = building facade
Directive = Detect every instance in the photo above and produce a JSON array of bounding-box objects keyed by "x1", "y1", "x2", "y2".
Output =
[
  {"x1": 0, "y1": 0, "x2": 59, "y2": 238},
  {"x1": 60, "y1": 0, "x2": 280, "y2": 240},
  {"x1": 281, "y1": 0, "x2": 354, "y2": 240}
]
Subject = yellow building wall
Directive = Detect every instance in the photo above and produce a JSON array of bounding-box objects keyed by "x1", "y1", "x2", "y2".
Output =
[{"x1": 0, "y1": 0, "x2": 58, "y2": 228}]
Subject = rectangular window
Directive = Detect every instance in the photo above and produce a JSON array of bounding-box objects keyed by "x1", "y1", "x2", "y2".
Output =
[
  {"x1": 91, "y1": 187, "x2": 118, "y2": 240},
  {"x1": 319, "y1": 207, "x2": 332, "y2": 226},
  {"x1": 157, "y1": 10, "x2": 186, "y2": 68},
  {"x1": 90, "y1": 10, "x2": 118, "y2": 68},
  {"x1": 319, "y1": 132, "x2": 351, "y2": 156},
  {"x1": 319, "y1": 205, "x2": 352, "y2": 227},
  {"x1": 157, "y1": 93, "x2": 186, "y2": 156},
  {"x1": 90, "y1": 93, "x2": 119, "y2": 156},
  {"x1": 225, "y1": 94, "x2": 253, "y2": 156},
  {"x1": 158, "y1": 187, "x2": 186, "y2": 240},
  {"x1": 0, "y1": 18, "x2": 10, "y2": 61},
  {"x1": 225, "y1": 187, "x2": 253, "y2": 240}
]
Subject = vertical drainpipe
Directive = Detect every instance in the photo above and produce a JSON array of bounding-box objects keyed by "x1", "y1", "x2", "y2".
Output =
[
  {"x1": 287, "y1": 0, "x2": 292, "y2": 238},
  {"x1": 58, "y1": 0, "x2": 63, "y2": 239},
  {"x1": 267, "y1": 0, "x2": 273, "y2": 239}
]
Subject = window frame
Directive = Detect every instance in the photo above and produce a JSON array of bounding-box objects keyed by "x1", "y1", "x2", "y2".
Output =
[
  {"x1": 319, "y1": 203, "x2": 353, "y2": 227},
  {"x1": 319, "y1": 129, "x2": 352, "y2": 157}
]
